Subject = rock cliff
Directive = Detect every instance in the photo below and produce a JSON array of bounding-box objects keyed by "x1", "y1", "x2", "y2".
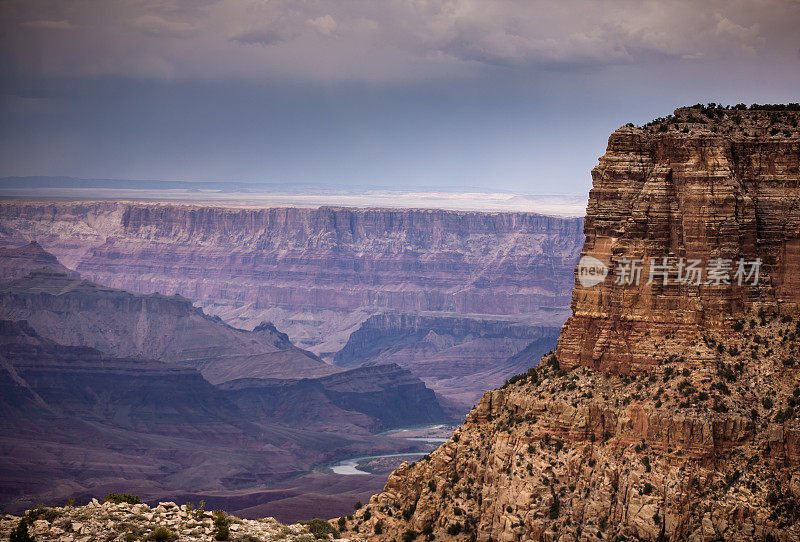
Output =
[
  {"x1": 334, "y1": 313, "x2": 560, "y2": 410},
  {"x1": 337, "y1": 105, "x2": 800, "y2": 541},
  {"x1": 0, "y1": 241, "x2": 77, "y2": 280},
  {"x1": 558, "y1": 105, "x2": 800, "y2": 374}
]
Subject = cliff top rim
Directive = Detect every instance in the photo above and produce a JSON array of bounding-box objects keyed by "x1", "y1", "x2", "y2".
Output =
[
  {"x1": 622, "y1": 102, "x2": 800, "y2": 138},
  {"x1": 0, "y1": 198, "x2": 587, "y2": 219}
]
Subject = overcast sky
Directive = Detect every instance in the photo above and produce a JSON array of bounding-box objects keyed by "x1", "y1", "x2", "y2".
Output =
[{"x1": 1, "y1": 0, "x2": 798, "y2": 194}]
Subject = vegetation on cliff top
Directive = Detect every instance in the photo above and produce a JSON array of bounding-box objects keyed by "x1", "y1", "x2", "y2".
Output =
[{"x1": 626, "y1": 102, "x2": 800, "y2": 136}]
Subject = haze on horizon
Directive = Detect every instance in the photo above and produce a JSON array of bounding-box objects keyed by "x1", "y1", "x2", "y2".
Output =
[{"x1": 1, "y1": 0, "x2": 799, "y2": 195}]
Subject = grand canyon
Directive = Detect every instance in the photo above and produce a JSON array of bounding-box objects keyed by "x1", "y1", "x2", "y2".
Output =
[
  {"x1": 0, "y1": 198, "x2": 584, "y2": 522},
  {"x1": 3, "y1": 0, "x2": 799, "y2": 539},
  {"x1": 3, "y1": 104, "x2": 799, "y2": 541}
]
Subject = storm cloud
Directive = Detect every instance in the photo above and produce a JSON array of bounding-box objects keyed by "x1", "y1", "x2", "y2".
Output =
[
  {"x1": 1, "y1": 0, "x2": 798, "y2": 192},
  {"x1": 2, "y1": 0, "x2": 797, "y2": 81}
]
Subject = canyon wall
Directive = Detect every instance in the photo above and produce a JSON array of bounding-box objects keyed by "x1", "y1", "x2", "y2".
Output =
[
  {"x1": 0, "y1": 204, "x2": 582, "y2": 352},
  {"x1": 338, "y1": 106, "x2": 800, "y2": 541},
  {"x1": 334, "y1": 312, "x2": 560, "y2": 408},
  {"x1": 0, "y1": 203, "x2": 583, "y2": 405}
]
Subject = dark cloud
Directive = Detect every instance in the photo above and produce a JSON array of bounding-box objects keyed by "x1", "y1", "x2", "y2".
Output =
[
  {"x1": 0, "y1": 1, "x2": 798, "y2": 192},
  {"x1": 1, "y1": 0, "x2": 798, "y2": 82}
]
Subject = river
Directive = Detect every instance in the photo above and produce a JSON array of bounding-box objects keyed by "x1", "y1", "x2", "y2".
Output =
[{"x1": 330, "y1": 424, "x2": 453, "y2": 475}]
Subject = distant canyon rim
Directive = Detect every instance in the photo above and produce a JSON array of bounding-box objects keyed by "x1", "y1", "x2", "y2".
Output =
[{"x1": 0, "y1": 201, "x2": 585, "y2": 411}]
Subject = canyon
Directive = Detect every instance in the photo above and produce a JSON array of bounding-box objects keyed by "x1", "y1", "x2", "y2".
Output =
[
  {"x1": 0, "y1": 244, "x2": 445, "y2": 519},
  {"x1": 0, "y1": 318, "x2": 407, "y2": 517},
  {"x1": 338, "y1": 105, "x2": 800, "y2": 541},
  {"x1": 0, "y1": 204, "x2": 584, "y2": 408}
]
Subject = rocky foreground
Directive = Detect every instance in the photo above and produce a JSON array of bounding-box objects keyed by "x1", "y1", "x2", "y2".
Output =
[
  {"x1": 0, "y1": 498, "x2": 362, "y2": 541},
  {"x1": 339, "y1": 312, "x2": 800, "y2": 541}
]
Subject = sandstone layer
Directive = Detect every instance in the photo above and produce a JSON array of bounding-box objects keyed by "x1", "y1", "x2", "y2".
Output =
[
  {"x1": 337, "y1": 106, "x2": 800, "y2": 541},
  {"x1": 558, "y1": 105, "x2": 800, "y2": 374}
]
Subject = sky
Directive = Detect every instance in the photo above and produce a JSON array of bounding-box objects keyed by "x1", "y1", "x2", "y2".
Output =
[{"x1": 1, "y1": 0, "x2": 799, "y2": 195}]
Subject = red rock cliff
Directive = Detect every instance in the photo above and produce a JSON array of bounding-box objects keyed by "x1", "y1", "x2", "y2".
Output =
[{"x1": 558, "y1": 106, "x2": 800, "y2": 373}]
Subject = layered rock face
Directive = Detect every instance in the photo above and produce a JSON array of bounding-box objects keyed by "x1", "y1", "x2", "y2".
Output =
[
  {"x1": 558, "y1": 106, "x2": 800, "y2": 374},
  {"x1": 0, "y1": 204, "x2": 583, "y2": 356},
  {"x1": 334, "y1": 312, "x2": 560, "y2": 410},
  {"x1": 0, "y1": 203, "x2": 583, "y2": 405},
  {"x1": 338, "y1": 106, "x2": 800, "y2": 541},
  {"x1": 0, "y1": 269, "x2": 335, "y2": 383},
  {"x1": 221, "y1": 364, "x2": 446, "y2": 433},
  {"x1": 0, "y1": 241, "x2": 77, "y2": 280}
]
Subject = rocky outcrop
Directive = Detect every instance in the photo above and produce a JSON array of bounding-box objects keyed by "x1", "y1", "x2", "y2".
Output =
[
  {"x1": 0, "y1": 241, "x2": 77, "y2": 280},
  {"x1": 337, "y1": 106, "x2": 800, "y2": 541},
  {"x1": 557, "y1": 105, "x2": 800, "y2": 374},
  {"x1": 0, "y1": 500, "x2": 335, "y2": 541}
]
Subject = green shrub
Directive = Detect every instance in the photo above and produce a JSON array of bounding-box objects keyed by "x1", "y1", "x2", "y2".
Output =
[
  {"x1": 549, "y1": 495, "x2": 560, "y2": 519},
  {"x1": 763, "y1": 397, "x2": 774, "y2": 409},
  {"x1": 194, "y1": 500, "x2": 206, "y2": 520},
  {"x1": 25, "y1": 507, "x2": 61, "y2": 523},
  {"x1": 767, "y1": 491, "x2": 779, "y2": 506},
  {"x1": 374, "y1": 521, "x2": 383, "y2": 535},
  {"x1": 212, "y1": 510, "x2": 231, "y2": 541},
  {"x1": 146, "y1": 527, "x2": 178, "y2": 542},
  {"x1": 302, "y1": 518, "x2": 339, "y2": 540},
  {"x1": 447, "y1": 523, "x2": 463, "y2": 535},
  {"x1": 337, "y1": 517, "x2": 347, "y2": 531},
  {"x1": 402, "y1": 529, "x2": 418, "y2": 542},
  {"x1": 9, "y1": 518, "x2": 34, "y2": 542},
  {"x1": 104, "y1": 493, "x2": 142, "y2": 505}
]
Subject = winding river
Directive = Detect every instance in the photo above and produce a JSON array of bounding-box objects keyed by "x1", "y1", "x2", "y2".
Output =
[{"x1": 330, "y1": 424, "x2": 451, "y2": 475}]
